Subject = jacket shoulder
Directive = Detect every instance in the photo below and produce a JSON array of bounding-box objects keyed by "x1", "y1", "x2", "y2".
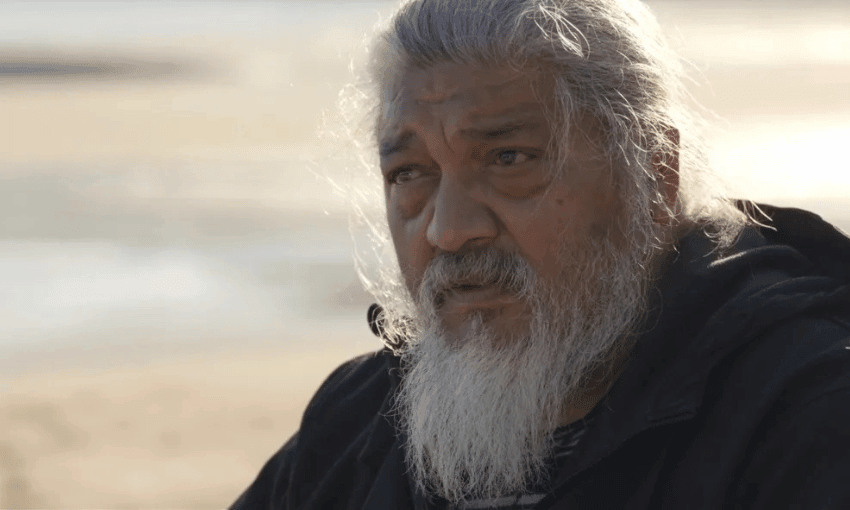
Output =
[
  {"x1": 731, "y1": 314, "x2": 850, "y2": 508},
  {"x1": 301, "y1": 349, "x2": 396, "y2": 428},
  {"x1": 664, "y1": 312, "x2": 850, "y2": 509}
]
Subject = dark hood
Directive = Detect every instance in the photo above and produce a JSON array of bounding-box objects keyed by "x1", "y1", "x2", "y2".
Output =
[
  {"x1": 633, "y1": 202, "x2": 850, "y2": 412},
  {"x1": 554, "y1": 202, "x2": 850, "y2": 479}
]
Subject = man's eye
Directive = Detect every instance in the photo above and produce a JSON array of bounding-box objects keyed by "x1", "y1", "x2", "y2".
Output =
[
  {"x1": 494, "y1": 150, "x2": 530, "y2": 166},
  {"x1": 388, "y1": 167, "x2": 421, "y2": 185}
]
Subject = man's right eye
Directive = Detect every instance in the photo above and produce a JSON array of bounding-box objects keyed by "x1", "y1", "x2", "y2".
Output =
[{"x1": 387, "y1": 166, "x2": 421, "y2": 185}]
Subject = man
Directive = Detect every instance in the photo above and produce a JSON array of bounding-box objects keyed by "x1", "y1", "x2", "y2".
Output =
[{"x1": 232, "y1": 0, "x2": 850, "y2": 508}]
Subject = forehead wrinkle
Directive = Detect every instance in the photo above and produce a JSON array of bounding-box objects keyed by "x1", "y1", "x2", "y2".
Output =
[
  {"x1": 379, "y1": 108, "x2": 548, "y2": 158},
  {"x1": 413, "y1": 66, "x2": 529, "y2": 105},
  {"x1": 460, "y1": 107, "x2": 549, "y2": 141},
  {"x1": 438, "y1": 117, "x2": 458, "y2": 157},
  {"x1": 380, "y1": 69, "x2": 550, "y2": 159},
  {"x1": 465, "y1": 100, "x2": 545, "y2": 123},
  {"x1": 459, "y1": 120, "x2": 545, "y2": 142}
]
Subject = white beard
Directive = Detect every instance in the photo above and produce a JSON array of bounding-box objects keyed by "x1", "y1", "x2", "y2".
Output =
[{"x1": 394, "y1": 226, "x2": 652, "y2": 504}]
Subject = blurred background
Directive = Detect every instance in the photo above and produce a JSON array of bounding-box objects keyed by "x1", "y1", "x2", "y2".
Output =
[{"x1": 0, "y1": 0, "x2": 848, "y2": 507}]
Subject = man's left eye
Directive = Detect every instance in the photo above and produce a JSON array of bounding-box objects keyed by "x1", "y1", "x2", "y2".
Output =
[{"x1": 494, "y1": 150, "x2": 529, "y2": 166}]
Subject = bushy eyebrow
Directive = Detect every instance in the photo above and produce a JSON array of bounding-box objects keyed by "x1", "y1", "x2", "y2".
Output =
[
  {"x1": 379, "y1": 121, "x2": 544, "y2": 159},
  {"x1": 379, "y1": 132, "x2": 414, "y2": 158}
]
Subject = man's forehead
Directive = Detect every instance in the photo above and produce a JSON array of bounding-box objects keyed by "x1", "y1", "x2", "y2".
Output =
[
  {"x1": 378, "y1": 64, "x2": 555, "y2": 156},
  {"x1": 379, "y1": 107, "x2": 548, "y2": 158},
  {"x1": 404, "y1": 63, "x2": 534, "y2": 104}
]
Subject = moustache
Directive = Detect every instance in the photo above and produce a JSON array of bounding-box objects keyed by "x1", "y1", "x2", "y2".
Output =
[{"x1": 417, "y1": 250, "x2": 535, "y2": 309}]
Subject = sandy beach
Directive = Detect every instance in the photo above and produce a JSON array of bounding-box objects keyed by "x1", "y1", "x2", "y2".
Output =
[{"x1": 1, "y1": 333, "x2": 378, "y2": 508}]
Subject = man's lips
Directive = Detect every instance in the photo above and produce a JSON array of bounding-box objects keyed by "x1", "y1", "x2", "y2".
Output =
[{"x1": 439, "y1": 284, "x2": 517, "y2": 314}]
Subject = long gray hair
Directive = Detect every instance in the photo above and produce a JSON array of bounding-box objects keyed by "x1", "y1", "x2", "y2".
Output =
[{"x1": 333, "y1": 0, "x2": 750, "y2": 343}]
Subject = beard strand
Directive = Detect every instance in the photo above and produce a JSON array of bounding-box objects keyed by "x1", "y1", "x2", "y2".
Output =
[{"x1": 393, "y1": 224, "x2": 653, "y2": 504}]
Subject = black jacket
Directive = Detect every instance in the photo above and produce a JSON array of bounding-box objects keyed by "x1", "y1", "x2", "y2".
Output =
[{"x1": 232, "y1": 205, "x2": 850, "y2": 509}]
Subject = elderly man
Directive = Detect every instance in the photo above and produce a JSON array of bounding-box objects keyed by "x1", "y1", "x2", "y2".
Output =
[{"x1": 232, "y1": 0, "x2": 850, "y2": 508}]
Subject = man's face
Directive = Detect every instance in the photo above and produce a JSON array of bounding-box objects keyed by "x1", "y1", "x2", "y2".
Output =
[
  {"x1": 378, "y1": 63, "x2": 657, "y2": 503},
  {"x1": 379, "y1": 63, "x2": 621, "y2": 340}
]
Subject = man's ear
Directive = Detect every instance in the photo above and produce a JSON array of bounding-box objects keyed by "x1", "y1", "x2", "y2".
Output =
[{"x1": 651, "y1": 128, "x2": 680, "y2": 225}]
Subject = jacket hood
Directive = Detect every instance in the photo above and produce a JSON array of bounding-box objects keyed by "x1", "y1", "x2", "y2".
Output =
[
  {"x1": 754, "y1": 202, "x2": 850, "y2": 283},
  {"x1": 639, "y1": 202, "x2": 850, "y2": 406}
]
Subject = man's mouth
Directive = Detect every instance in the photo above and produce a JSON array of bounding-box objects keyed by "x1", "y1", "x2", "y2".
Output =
[
  {"x1": 434, "y1": 282, "x2": 489, "y2": 308},
  {"x1": 430, "y1": 281, "x2": 532, "y2": 338},
  {"x1": 438, "y1": 284, "x2": 517, "y2": 312}
]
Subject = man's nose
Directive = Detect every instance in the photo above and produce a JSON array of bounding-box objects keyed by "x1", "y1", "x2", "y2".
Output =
[{"x1": 425, "y1": 176, "x2": 498, "y2": 252}]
